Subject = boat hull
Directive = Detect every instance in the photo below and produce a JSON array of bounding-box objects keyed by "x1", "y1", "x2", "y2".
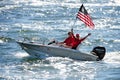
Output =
[{"x1": 17, "y1": 41, "x2": 98, "y2": 61}]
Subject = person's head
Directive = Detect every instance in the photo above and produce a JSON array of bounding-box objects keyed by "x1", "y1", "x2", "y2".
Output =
[
  {"x1": 68, "y1": 32, "x2": 73, "y2": 37},
  {"x1": 76, "y1": 34, "x2": 80, "y2": 39}
]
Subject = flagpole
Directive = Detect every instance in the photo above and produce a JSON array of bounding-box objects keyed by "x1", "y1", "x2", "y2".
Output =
[{"x1": 71, "y1": 17, "x2": 77, "y2": 32}]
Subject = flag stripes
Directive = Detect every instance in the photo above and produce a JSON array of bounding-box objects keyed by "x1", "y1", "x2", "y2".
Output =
[{"x1": 77, "y1": 4, "x2": 94, "y2": 29}]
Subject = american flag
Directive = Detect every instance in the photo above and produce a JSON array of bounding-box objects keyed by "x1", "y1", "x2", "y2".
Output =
[{"x1": 77, "y1": 4, "x2": 94, "y2": 29}]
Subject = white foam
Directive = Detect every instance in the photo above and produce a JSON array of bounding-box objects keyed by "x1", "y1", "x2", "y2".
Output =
[
  {"x1": 104, "y1": 52, "x2": 120, "y2": 63},
  {"x1": 0, "y1": 40, "x2": 4, "y2": 43},
  {"x1": 114, "y1": 40, "x2": 120, "y2": 42},
  {"x1": 14, "y1": 51, "x2": 29, "y2": 58},
  {"x1": 114, "y1": 0, "x2": 120, "y2": 3}
]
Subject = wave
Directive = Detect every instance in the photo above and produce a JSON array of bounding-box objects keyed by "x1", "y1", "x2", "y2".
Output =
[
  {"x1": 104, "y1": 52, "x2": 120, "y2": 65},
  {"x1": 0, "y1": 36, "x2": 15, "y2": 43},
  {"x1": 1, "y1": 0, "x2": 120, "y2": 10}
]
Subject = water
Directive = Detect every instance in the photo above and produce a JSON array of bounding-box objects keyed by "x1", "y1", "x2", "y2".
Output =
[{"x1": 0, "y1": 0, "x2": 120, "y2": 80}]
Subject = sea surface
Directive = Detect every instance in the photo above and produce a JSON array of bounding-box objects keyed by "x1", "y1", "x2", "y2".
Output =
[{"x1": 0, "y1": 0, "x2": 120, "y2": 80}]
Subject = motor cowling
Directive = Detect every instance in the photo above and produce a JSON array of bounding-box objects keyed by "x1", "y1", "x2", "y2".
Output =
[{"x1": 91, "y1": 46, "x2": 106, "y2": 60}]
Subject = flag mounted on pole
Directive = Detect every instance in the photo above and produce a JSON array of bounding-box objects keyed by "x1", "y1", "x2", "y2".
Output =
[{"x1": 77, "y1": 4, "x2": 94, "y2": 29}]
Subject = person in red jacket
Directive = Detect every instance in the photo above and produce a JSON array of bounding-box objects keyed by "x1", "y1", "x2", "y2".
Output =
[
  {"x1": 48, "y1": 29, "x2": 75, "y2": 48},
  {"x1": 72, "y1": 33, "x2": 91, "y2": 49},
  {"x1": 58, "y1": 30, "x2": 75, "y2": 48}
]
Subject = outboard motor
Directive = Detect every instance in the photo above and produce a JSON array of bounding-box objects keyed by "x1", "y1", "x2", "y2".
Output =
[{"x1": 91, "y1": 46, "x2": 106, "y2": 61}]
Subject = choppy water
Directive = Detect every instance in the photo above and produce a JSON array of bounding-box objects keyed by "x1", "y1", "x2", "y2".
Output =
[{"x1": 0, "y1": 0, "x2": 120, "y2": 80}]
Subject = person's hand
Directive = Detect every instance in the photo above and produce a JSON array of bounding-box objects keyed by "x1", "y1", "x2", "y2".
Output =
[
  {"x1": 71, "y1": 28, "x2": 73, "y2": 33},
  {"x1": 60, "y1": 44, "x2": 65, "y2": 47}
]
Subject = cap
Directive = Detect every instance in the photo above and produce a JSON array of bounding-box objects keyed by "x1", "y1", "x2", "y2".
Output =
[{"x1": 76, "y1": 34, "x2": 79, "y2": 37}]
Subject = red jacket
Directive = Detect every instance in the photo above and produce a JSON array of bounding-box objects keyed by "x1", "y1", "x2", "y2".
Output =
[
  {"x1": 63, "y1": 34, "x2": 75, "y2": 46},
  {"x1": 72, "y1": 38, "x2": 85, "y2": 49}
]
